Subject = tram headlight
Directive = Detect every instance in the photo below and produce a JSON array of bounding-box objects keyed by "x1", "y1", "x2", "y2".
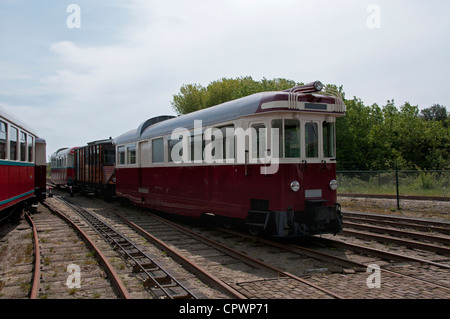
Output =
[
  {"x1": 329, "y1": 179, "x2": 338, "y2": 190},
  {"x1": 290, "y1": 181, "x2": 300, "y2": 192},
  {"x1": 314, "y1": 81, "x2": 324, "y2": 92}
]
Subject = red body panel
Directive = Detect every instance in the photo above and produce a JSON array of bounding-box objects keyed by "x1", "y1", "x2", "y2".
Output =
[
  {"x1": 51, "y1": 167, "x2": 75, "y2": 186},
  {"x1": 0, "y1": 162, "x2": 35, "y2": 211},
  {"x1": 115, "y1": 163, "x2": 337, "y2": 219}
]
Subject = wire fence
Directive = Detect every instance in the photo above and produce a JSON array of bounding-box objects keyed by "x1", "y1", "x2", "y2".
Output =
[{"x1": 337, "y1": 169, "x2": 450, "y2": 209}]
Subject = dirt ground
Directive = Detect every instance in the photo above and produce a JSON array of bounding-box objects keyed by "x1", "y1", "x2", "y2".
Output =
[{"x1": 338, "y1": 196, "x2": 450, "y2": 221}]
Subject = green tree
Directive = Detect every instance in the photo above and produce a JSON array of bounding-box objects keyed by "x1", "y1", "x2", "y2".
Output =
[
  {"x1": 171, "y1": 76, "x2": 300, "y2": 115},
  {"x1": 171, "y1": 83, "x2": 207, "y2": 115}
]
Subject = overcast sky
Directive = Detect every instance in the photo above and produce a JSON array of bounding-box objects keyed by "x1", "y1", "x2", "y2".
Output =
[{"x1": 0, "y1": 0, "x2": 449, "y2": 158}]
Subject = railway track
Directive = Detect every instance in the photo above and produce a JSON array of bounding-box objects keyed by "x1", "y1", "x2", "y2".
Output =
[
  {"x1": 52, "y1": 191, "x2": 450, "y2": 299},
  {"x1": 343, "y1": 211, "x2": 450, "y2": 235},
  {"x1": 338, "y1": 211, "x2": 450, "y2": 265},
  {"x1": 46, "y1": 190, "x2": 348, "y2": 299},
  {"x1": 3, "y1": 189, "x2": 448, "y2": 299},
  {"x1": 85, "y1": 199, "x2": 344, "y2": 299},
  {"x1": 0, "y1": 203, "x2": 126, "y2": 299},
  {"x1": 212, "y1": 227, "x2": 450, "y2": 298},
  {"x1": 31, "y1": 202, "x2": 129, "y2": 299},
  {"x1": 58, "y1": 198, "x2": 196, "y2": 299}
]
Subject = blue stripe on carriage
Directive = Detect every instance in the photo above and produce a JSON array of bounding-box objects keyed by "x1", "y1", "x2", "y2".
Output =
[
  {"x1": 0, "y1": 160, "x2": 34, "y2": 167},
  {"x1": 0, "y1": 190, "x2": 35, "y2": 206}
]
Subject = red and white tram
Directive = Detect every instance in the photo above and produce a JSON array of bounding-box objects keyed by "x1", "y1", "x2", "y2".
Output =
[
  {"x1": 50, "y1": 147, "x2": 78, "y2": 187},
  {"x1": 114, "y1": 82, "x2": 346, "y2": 236},
  {"x1": 0, "y1": 105, "x2": 46, "y2": 220}
]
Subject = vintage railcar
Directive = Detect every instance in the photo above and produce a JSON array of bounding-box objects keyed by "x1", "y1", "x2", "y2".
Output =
[
  {"x1": 0, "y1": 105, "x2": 46, "y2": 221},
  {"x1": 74, "y1": 138, "x2": 116, "y2": 196},
  {"x1": 50, "y1": 147, "x2": 78, "y2": 188},
  {"x1": 113, "y1": 82, "x2": 346, "y2": 236}
]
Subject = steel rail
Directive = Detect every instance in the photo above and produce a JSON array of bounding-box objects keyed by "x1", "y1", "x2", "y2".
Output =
[
  {"x1": 343, "y1": 212, "x2": 450, "y2": 235},
  {"x1": 340, "y1": 226, "x2": 450, "y2": 256},
  {"x1": 42, "y1": 201, "x2": 131, "y2": 299},
  {"x1": 218, "y1": 227, "x2": 450, "y2": 292},
  {"x1": 62, "y1": 200, "x2": 195, "y2": 299},
  {"x1": 113, "y1": 209, "x2": 247, "y2": 299},
  {"x1": 141, "y1": 211, "x2": 344, "y2": 299},
  {"x1": 343, "y1": 211, "x2": 450, "y2": 229},
  {"x1": 313, "y1": 236, "x2": 450, "y2": 270},
  {"x1": 23, "y1": 211, "x2": 41, "y2": 299}
]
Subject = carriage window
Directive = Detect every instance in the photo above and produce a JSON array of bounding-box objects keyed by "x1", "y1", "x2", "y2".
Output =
[
  {"x1": 221, "y1": 125, "x2": 235, "y2": 160},
  {"x1": 251, "y1": 124, "x2": 266, "y2": 159},
  {"x1": 28, "y1": 135, "x2": 34, "y2": 162},
  {"x1": 323, "y1": 121, "x2": 335, "y2": 158},
  {"x1": 152, "y1": 138, "x2": 164, "y2": 163},
  {"x1": 284, "y1": 120, "x2": 300, "y2": 158},
  {"x1": 127, "y1": 144, "x2": 136, "y2": 165},
  {"x1": 168, "y1": 139, "x2": 180, "y2": 163},
  {"x1": 271, "y1": 120, "x2": 300, "y2": 158},
  {"x1": 0, "y1": 121, "x2": 6, "y2": 160},
  {"x1": 190, "y1": 135, "x2": 204, "y2": 162},
  {"x1": 211, "y1": 125, "x2": 235, "y2": 161},
  {"x1": 305, "y1": 122, "x2": 318, "y2": 158},
  {"x1": 20, "y1": 132, "x2": 26, "y2": 161},
  {"x1": 104, "y1": 147, "x2": 115, "y2": 165},
  {"x1": 271, "y1": 120, "x2": 283, "y2": 158},
  {"x1": 118, "y1": 146, "x2": 125, "y2": 165},
  {"x1": 10, "y1": 127, "x2": 18, "y2": 160}
]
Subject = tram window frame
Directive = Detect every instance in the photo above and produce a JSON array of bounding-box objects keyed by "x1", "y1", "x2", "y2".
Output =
[
  {"x1": 251, "y1": 123, "x2": 266, "y2": 160},
  {"x1": 271, "y1": 119, "x2": 301, "y2": 159},
  {"x1": 284, "y1": 119, "x2": 301, "y2": 158},
  {"x1": 0, "y1": 121, "x2": 6, "y2": 160},
  {"x1": 127, "y1": 144, "x2": 137, "y2": 165},
  {"x1": 220, "y1": 125, "x2": 235, "y2": 161},
  {"x1": 20, "y1": 131, "x2": 27, "y2": 162},
  {"x1": 167, "y1": 138, "x2": 180, "y2": 163},
  {"x1": 152, "y1": 138, "x2": 164, "y2": 164},
  {"x1": 9, "y1": 126, "x2": 18, "y2": 161},
  {"x1": 323, "y1": 121, "x2": 336, "y2": 158},
  {"x1": 117, "y1": 146, "x2": 126, "y2": 165},
  {"x1": 305, "y1": 122, "x2": 319, "y2": 158},
  {"x1": 190, "y1": 134, "x2": 204, "y2": 163},
  {"x1": 28, "y1": 135, "x2": 34, "y2": 162}
]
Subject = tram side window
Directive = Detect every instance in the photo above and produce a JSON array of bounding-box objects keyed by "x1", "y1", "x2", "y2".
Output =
[
  {"x1": 284, "y1": 120, "x2": 300, "y2": 158},
  {"x1": 168, "y1": 139, "x2": 180, "y2": 163},
  {"x1": 118, "y1": 146, "x2": 125, "y2": 165},
  {"x1": 20, "y1": 132, "x2": 26, "y2": 161},
  {"x1": 305, "y1": 122, "x2": 318, "y2": 158},
  {"x1": 28, "y1": 135, "x2": 34, "y2": 162},
  {"x1": 211, "y1": 125, "x2": 235, "y2": 161},
  {"x1": 271, "y1": 120, "x2": 300, "y2": 158},
  {"x1": 127, "y1": 144, "x2": 136, "y2": 165},
  {"x1": 251, "y1": 124, "x2": 266, "y2": 159},
  {"x1": 271, "y1": 120, "x2": 283, "y2": 158},
  {"x1": 0, "y1": 121, "x2": 6, "y2": 159},
  {"x1": 10, "y1": 127, "x2": 18, "y2": 160},
  {"x1": 152, "y1": 138, "x2": 164, "y2": 163},
  {"x1": 323, "y1": 121, "x2": 336, "y2": 158},
  {"x1": 190, "y1": 134, "x2": 204, "y2": 162}
]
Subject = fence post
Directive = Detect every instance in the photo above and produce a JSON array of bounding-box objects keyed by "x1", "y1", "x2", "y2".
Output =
[{"x1": 395, "y1": 165, "x2": 400, "y2": 210}]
